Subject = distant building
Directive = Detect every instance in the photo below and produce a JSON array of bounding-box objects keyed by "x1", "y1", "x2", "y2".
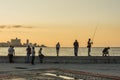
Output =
[
  {"x1": 11, "y1": 38, "x2": 22, "y2": 46},
  {"x1": 0, "y1": 42, "x2": 9, "y2": 47},
  {"x1": 0, "y1": 37, "x2": 44, "y2": 47}
]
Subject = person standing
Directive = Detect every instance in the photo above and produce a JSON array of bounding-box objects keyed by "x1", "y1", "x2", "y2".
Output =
[
  {"x1": 56, "y1": 42, "x2": 60, "y2": 56},
  {"x1": 8, "y1": 45, "x2": 15, "y2": 63},
  {"x1": 73, "y1": 40, "x2": 79, "y2": 56},
  {"x1": 87, "y1": 38, "x2": 93, "y2": 56},
  {"x1": 31, "y1": 47, "x2": 35, "y2": 65},
  {"x1": 38, "y1": 48, "x2": 45, "y2": 63},
  {"x1": 26, "y1": 45, "x2": 31, "y2": 63}
]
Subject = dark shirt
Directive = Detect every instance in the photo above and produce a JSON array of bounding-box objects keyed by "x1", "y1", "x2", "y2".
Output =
[
  {"x1": 87, "y1": 41, "x2": 91, "y2": 48},
  {"x1": 102, "y1": 48, "x2": 109, "y2": 53},
  {"x1": 74, "y1": 42, "x2": 79, "y2": 49},
  {"x1": 26, "y1": 47, "x2": 31, "y2": 54}
]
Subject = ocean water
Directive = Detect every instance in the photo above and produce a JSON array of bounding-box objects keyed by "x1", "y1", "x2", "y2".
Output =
[{"x1": 0, "y1": 47, "x2": 120, "y2": 56}]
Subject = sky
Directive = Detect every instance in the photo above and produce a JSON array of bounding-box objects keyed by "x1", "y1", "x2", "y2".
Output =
[{"x1": 0, "y1": 0, "x2": 120, "y2": 47}]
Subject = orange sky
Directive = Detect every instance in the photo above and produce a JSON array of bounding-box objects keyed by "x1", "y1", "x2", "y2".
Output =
[{"x1": 0, "y1": 0, "x2": 120, "y2": 47}]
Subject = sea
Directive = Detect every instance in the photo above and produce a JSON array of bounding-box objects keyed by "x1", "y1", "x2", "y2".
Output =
[{"x1": 0, "y1": 47, "x2": 120, "y2": 56}]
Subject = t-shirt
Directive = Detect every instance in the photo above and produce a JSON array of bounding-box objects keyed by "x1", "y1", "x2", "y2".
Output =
[
  {"x1": 26, "y1": 47, "x2": 31, "y2": 54},
  {"x1": 31, "y1": 49, "x2": 35, "y2": 56},
  {"x1": 8, "y1": 47, "x2": 14, "y2": 55}
]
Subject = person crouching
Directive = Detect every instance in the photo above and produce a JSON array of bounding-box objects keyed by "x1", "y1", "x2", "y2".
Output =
[{"x1": 102, "y1": 47, "x2": 110, "y2": 57}]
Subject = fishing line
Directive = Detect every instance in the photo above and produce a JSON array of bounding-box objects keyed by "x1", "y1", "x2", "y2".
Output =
[{"x1": 92, "y1": 25, "x2": 98, "y2": 42}]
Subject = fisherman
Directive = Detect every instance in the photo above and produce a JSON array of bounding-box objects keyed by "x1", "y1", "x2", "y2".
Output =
[{"x1": 87, "y1": 38, "x2": 93, "y2": 56}]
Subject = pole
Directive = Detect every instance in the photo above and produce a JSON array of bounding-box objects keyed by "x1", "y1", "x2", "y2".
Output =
[{"x1": 92, "y1": 25, "x2": 98, "y2": 42}]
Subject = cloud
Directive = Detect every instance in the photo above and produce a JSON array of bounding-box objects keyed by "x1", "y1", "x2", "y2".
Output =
[
  {"x1": 13, "y1": 25, "x2": 34, "y2": 28},
  {"x1": 0, "y1": 25, "x2": 6, "y2": 29},
  {"x1": 13, "y1": 25, "x2": 22, "y2": 28},
  {"x1": 0, "y1": 25, "x2": 34, "y2": 29}
]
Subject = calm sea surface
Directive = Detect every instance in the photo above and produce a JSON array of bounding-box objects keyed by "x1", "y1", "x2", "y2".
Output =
[{"x1": 0, "y1": 47, "x2": 120, "y2": 56}]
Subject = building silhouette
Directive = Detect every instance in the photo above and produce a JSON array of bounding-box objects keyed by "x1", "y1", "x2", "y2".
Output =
[
  {"x1": 0, "y1": 37, "x2": 45, "y2": 47},
  {"x1": 11, "y1": 38, "x2": 22, "y2": 46}
]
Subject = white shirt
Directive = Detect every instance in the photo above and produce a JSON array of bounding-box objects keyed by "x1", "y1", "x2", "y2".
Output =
[
  {"x1": 31, "y1": 49, "x2": 35, "y2": 56},
  {"x1": 8, "y1": 47, "x2": 15, "y2": 55}
]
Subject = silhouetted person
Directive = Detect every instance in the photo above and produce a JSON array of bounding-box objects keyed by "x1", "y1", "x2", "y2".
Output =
[
  {"x1": 56, "y1": 42, "x2": 60, "y2": 56},
  {"x1": 8, "y1": 45, "x2": 15, "y2": 63},
  {"x1": 87, "y1": 38, "x2": 93, "y2": 56},
  {"x1": 38, "y1": 48, "x2": 45, "y2": 63},
  {"x1": 73, "y1": 40, "x2": 79, "y2": 56},
  {"x1": 102, "y1": 47, "x2": 110, "y2": 57},
  {"x1": 26, "y1": 45, "x2": 31, "y2": 63},
  {"x1": 31, "y1": 47, "x2": 35, "y2": 65}
]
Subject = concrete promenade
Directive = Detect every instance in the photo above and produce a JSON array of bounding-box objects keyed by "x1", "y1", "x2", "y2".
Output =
[
  {"x1": 0, "y1": 56, "x2": 120, "y2": 79},
  {"x1": 0, "y1": 63, "x2": 120, "y2": 76},
  {"x1": 0, "y1": 63, "x2": 120, "y2": 79}
]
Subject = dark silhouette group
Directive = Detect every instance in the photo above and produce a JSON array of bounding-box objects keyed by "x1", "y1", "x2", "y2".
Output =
[
  {"x1": 7, "y1": 39, "x2": 111, "y2": 64},
  {"x1": 26, "y1": 46, "x2": 45, "y2": 64}
]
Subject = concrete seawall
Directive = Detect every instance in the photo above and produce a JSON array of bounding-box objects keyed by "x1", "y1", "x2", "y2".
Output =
[{"x1": 0, "y1": 56, "x2": 120, "y2": 63}]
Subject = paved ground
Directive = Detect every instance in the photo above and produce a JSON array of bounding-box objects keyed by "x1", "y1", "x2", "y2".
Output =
[{"x1": 0, "y1": 63, "x2": 120, "y2": 77}]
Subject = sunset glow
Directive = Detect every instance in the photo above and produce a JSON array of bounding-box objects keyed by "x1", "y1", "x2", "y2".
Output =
[{"x1": 0, "y1": 0, "x2": 120, "y2": 47}]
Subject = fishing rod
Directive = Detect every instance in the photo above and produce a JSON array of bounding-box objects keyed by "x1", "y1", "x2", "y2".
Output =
[{"x1": 91, "y1": 25, "x2": 98, "y2": 43}]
